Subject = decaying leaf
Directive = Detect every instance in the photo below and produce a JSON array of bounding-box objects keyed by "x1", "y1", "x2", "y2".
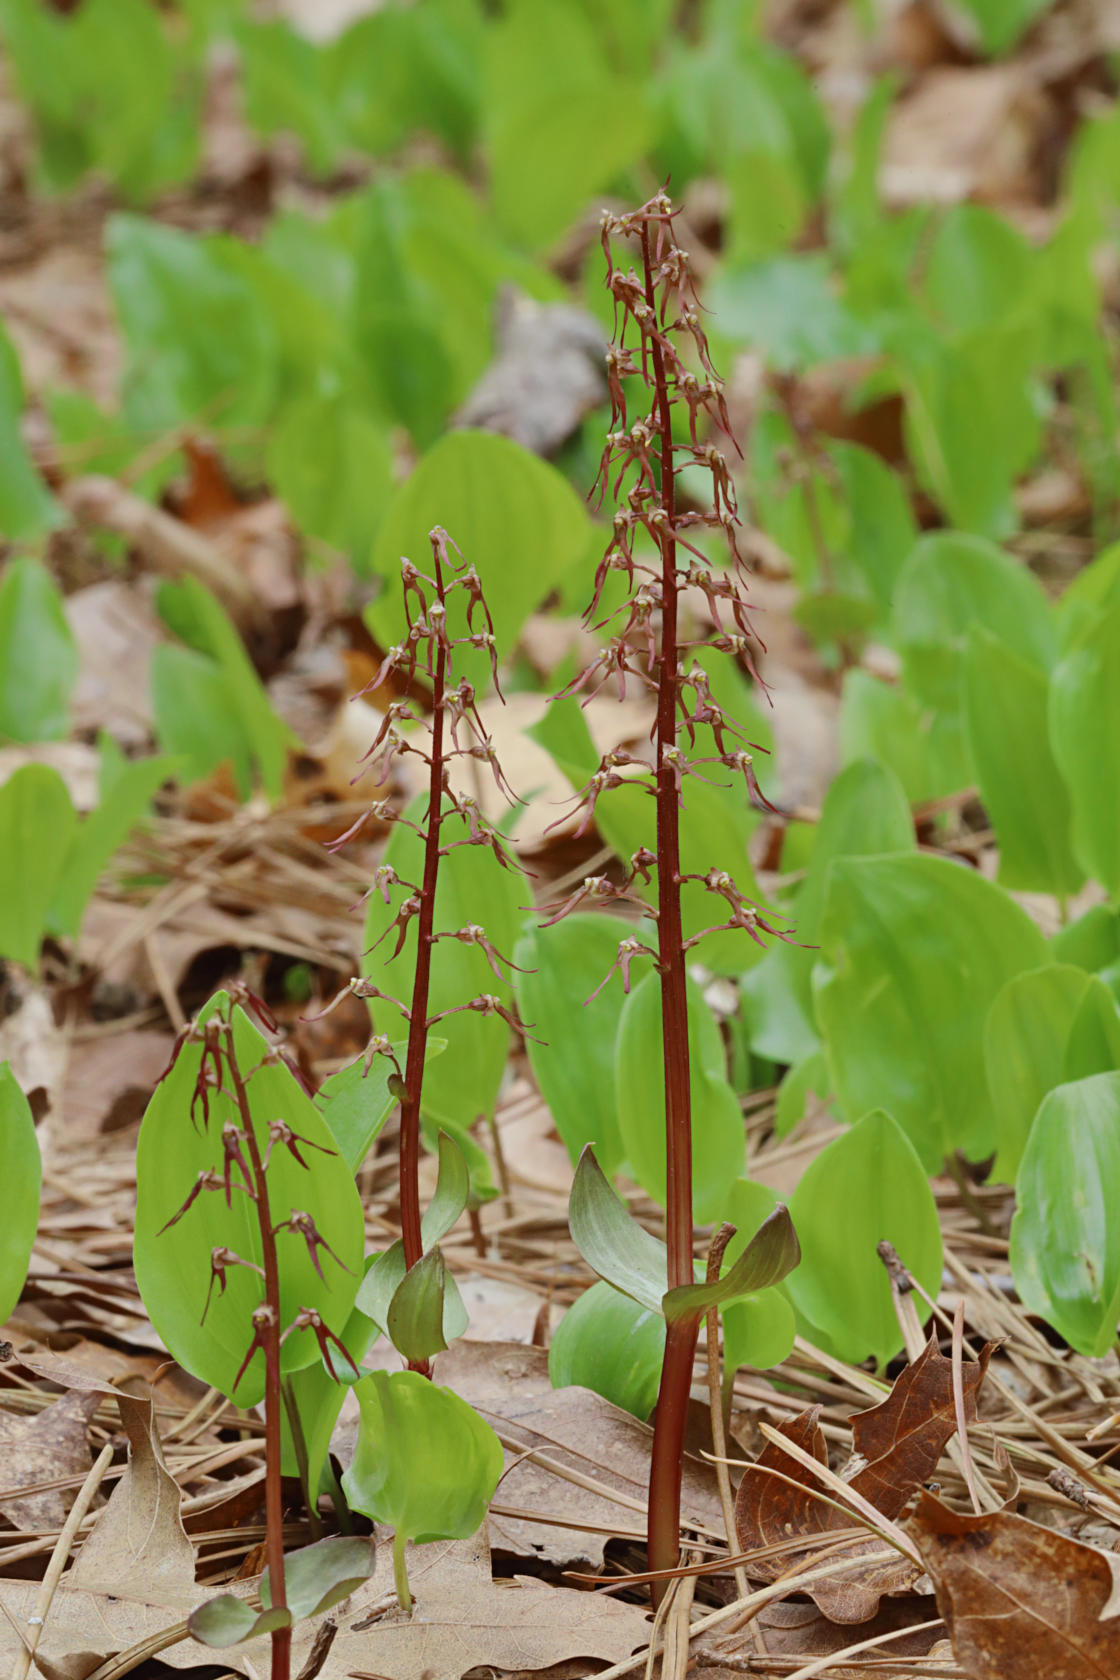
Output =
[
  {"x1": 339, "y1": 1530, "x2": 650, "y2": 1680},
  {"x1": 734, "y1": 1334, "x2": 994, "y2": 1622},
  {"x1": 910, "y1": 1490, "x2": 1120, "y2": 1679},
  {"x1": 0, "y1": 1387, "x2": 97, "y2": 1531}
]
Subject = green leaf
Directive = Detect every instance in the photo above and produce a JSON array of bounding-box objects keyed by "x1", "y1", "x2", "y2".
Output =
[
  {"x1": 0, "y1": 1064, "x2": 41, "y2": 1323},
  {"x1": 962, "y1": 627, "x2": 1083, "y2": 897},
  {"x1": 237, "y1": 20, "x2": 344, "y2": 177},
  {"x1": 663, "y1": 1205, "x2": 799, "y2": 1324},
  {"x1": 367, "y1": 431, "x2": 592, "y2": 657},
  {"x1": 0, "y1": 559, "x2": 76, "y2": 742},
  {"x1": 263, "y1": 1535, "x2": 375, "y2": 1619},
  {"x1": 154, "y1": 578, "x2": 296, "y2": 800},
  {"x1": 741, "y1": 758, "x2": 913, "y2": 1064},
  {"x1": 133, "y1": 994, "x2": 364, "y2": 1405},
  {"x1": 838, "y1": 669, "x2": 969, "y2": 805},
  {"x1": 188, "y1": 1596, "x2": 290, "y2": 1649},
  {"x1": 354, "y1": 1239, "x2": 469, "y2": 1351},
  {"x1": 568, "y1": 1145, "x2": 668, "y2": 1317},
  {"x1": 48, "y1": 747, "x2": 173, "y2": 941},
  {"x1": 814, "y1": 854, "x2": 1048, "y2": 1166},
  {"x1": 0, "y1": 765, "x2": 78, "y2": 969},
  {"x1": 107, "y1": 215, "x2": 276, "y2": 436},
  {"x1": 707, "y1": 255, "x2": 873, "y2": 372},
  {"x1": 985, "y1": 965, "x2": 1120, "y2": 1184},
  {"x1": 894, "y1": 533, "x2": 1055, "y2": 714},
  {"x1": 342, "y1": 1369, "x2": 504, "y2": 1544},
  {"x1": 1049, "y1": 604, "x2": 1120, "y2": 894},
  {"x1": 774, "y1": 1049, "x2": 832, "y2": 1141},
  {"x1": 615, "y1": 970, "x2": 745, "y2": 1222},
  {"x1": 786, "y1": 1109, "x2": 943, "y2": 1367},
  {"x1": 315, "y1": 1045, "x2": 437, "y2": 1175},
  {"x1": 548, "y1": 1280, "x2": 665, "y2": 1419},
  {"x1": 268, "y1": 393, "x2": 393, "y2": 565},
  {"x1": 1010, "y1": 1072, "x2": 1120, "y2": 1357},
  {"x1": 953, "y1": 0, "x2": 1053, "y2": 56},
  {"x1": 364, "y1": 799, "x2": 524, "y2": 1133},
  {"x1": 491, "y1": 91, "x2": 649, "y2": 253},
  {"x1": 921, "y1": 204, "x2": 1035, "y2": 332},
  {"x1": 421, "y1": 1131, "x2": 471, "y2": 1247},
  {"x1": 512, "y1": 913, "x2": 632, "y2": 1176},
  {"x1": 386, "y1": 1247, "x2": 453, "y2": 1362},
  {"x1": 720, "y1": 1180, "x2": 797, "y2": 1375},
  {"x1": 1052, "y1": 905, "x2": 1120, "y2": 982},
  {"x1": 151, "y1": 644, "x2": 253, "y2": 795},
  {"x1": 0, "y1": 327, "x2": 59, "y2": 540},
  {"x1": 280, "y1": 1256, "x2": 383, "y2": 1492}
]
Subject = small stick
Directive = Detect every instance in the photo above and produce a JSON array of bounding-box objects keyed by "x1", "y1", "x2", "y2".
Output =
[{"x1": 13, "y1": 1441, "x2": 115, "y2": 1680}]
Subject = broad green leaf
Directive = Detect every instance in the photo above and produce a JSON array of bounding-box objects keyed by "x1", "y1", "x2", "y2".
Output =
[
  {"x1": 922, "y1": 204, "x2": 1034, "y2": 332},
  {"x1": 814, "y1": 854, "x2": 1047, "y2": 1167},
  {"x1": 0, "y1": 1064, "x2": 41, "y2": 1323},
  {"x1": 386, "y1": 1247, "x2": 452, "y2": 1363},
  {"x1": 107, "y1": 215, "x2": 276, "y2": 436},
  {"x1": 663, "y1": 1205, "x2": 799, "y2": 1323},
  {"x1": 1049, "y1": 605, "x2": 1120, "y2": 894},
  {"x1": 134, "y1": 995, "x2": 364, "y2": 1405},
  {"x1": 47, "y1": 748, "x2": 173, "y2": 940},
  {"x1": 0, "y1": 328, "x2": 59, "y2": 541},
  {"x1": 188, "y1": 1597, "x2": 290, "y2": 1648},
  {"x1": 774, "y1": 1049, "x2": 832, "y2": 1141},
  {"x1": 786, "y1": 1109, "x2": 942, "y2": 1367},
  {"x1": 367, "y1": 431, "x2": 592, "y2": 656},
  {"x1": 314, "y1": 1052, "x2": 407, "y2": 1175},
  {"x1": 421, "y1": 1131, "x2": 471, "y2": 1247},
  {"x1": 830, "y1": 441, "x2": 918, "y2": 616},
  {"x1": 548, "y1": 1281, "x2": 665, "y2": 1419},
  {"x1": 741, "y1": 758, "x2": 913, "y2": 1064},
  {"x1": 1010, "y1": 1072, "x2": 1120, "y2": 1357},
  {"x1": 721, "y1": 1180, "x2": 797, "y2": 1375},
  {"x1": 152, "y1": 644, "x2": 253, "y2": 795},
  {"x1": 900, "y1": 325, "x2": 1041, "y2": 537},
  {"x1": 268, "y1": 393, "x2": 393, "y2": 564},
  {"x1": 962, "y1": 627, "x2": 1083, "y2": 897},
  {"x1": 1052, "y1": 905, "x2": 1120, "y2": 984},
  {"x1": 364, "y1": 798, "x2": 524, "y2": 1133},
  {"x1": 568, "y1": 1146, "x2": 668, "y2": 1316},
  {"x1": 155, "y1": 578, "x2": 296, "y2": 801},
  {"x1": 894, "y1": 533, "x2": 1055, "y2": 714},
  {"x1": 1056, "y1": 541, "x2": 1120, "y2": 649},
  {"x1": 708, "y1": 254, "x2": 873, "y2": 372},
  {"x1": 263, "y1": 1535, "x2": 375, "y2": 1619},
  {"x1": 237, "y1": 20, "x2": 344, "y2": 177},
  {"x1": 615, "y1": 970, "x2": 745, "y2": 1222},
  {"x1": 513, "y1": 913, "x2": 634, "y2": 1175},
  {"x1": 342, "y1": 1369, "x2": 504, "y2": 1544},
  {"x1": 0, "y1": 766, "x2": 78, "y2": 969},
  {"x1": 491, "y1": 91, "x2": 649, "y2": 253},
  {"x1": 984, "y1": 964, "x2": 1120, "y2": 1184},
  {"x1": 839, "y1": 668, "x2": 969, "y2": 805},
  {"x1": 0, "y1": 559, "x2": 76, "y2": 742}
]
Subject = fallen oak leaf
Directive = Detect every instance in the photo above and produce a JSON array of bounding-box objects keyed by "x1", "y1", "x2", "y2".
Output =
[
  {"x1": 734, "y1": 1333, "x2": 995, "y2": 1623},
  {"x1": 909, "y1": 1490, "x2": 1120, "y2": 1680}
]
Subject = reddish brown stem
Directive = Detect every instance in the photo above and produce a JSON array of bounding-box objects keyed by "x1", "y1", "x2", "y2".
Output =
[
  {"x1": 226, "y1": 1025, "x2": 291, "y2": 1680},
  {"x1": 398, "y1": 540, "x2": 448, "y2": 1372},
  {"x1": 642, "y1": 222, "x2": 695, "y2": 1600}
]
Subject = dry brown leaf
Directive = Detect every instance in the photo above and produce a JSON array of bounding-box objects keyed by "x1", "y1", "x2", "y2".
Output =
[
  {"x1": 883, "y1": 65, "x2": 1050, "y2": 209},
  {"x1": 57, "y1": 1029, "x2": 176, "y2": 1140},
  {"x1": 432, "y1": 1343, "x2": 725, "y2": 1567},
  {"x1": 339, "y1": 1530, "x2": 650, "y2": 1680},
  {"x1": 0, "y1": 1388, "x2": 97, "y2": 1531},
  {"x1": 734, "y1": 1334, "x2": 993, "y2": 1622},
  {"x1": 909, "y1": 1490, "x2": 1120, "y2": 1679}
]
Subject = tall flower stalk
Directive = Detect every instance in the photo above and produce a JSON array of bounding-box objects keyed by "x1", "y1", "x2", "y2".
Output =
[
  {"x1": 553, "y1": 192, "x2": 786, "y2": 1597},
  {"x1": 323, "y1": 527, "x2": 527, "y2": 1373}
]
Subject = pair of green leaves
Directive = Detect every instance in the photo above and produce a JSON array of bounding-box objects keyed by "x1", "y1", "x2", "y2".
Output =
[
  {"x1": 0, "y1": 741, "x2": 173, "y2": 968},
  {"x1": 190, "y1": 1535, "x2": 375, "y2": 1648},
  {"x1": 354, "y1": 1132, "x2": 471, "y2": 1364}
]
